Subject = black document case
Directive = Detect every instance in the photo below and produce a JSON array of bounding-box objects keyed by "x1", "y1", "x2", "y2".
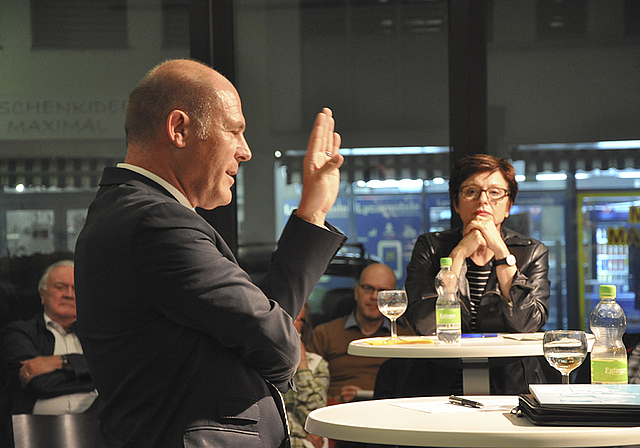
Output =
[{"x1": 516, "y1": 394, "x2": 640, "y2": 426}]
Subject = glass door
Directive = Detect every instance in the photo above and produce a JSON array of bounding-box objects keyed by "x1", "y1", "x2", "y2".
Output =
[{"x1": 578, "y1": 192, "x2": 640, "y2": 333}]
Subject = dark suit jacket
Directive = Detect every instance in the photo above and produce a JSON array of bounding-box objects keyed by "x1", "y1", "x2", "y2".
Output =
[
  {"x1": 74, "y1": 167, "x2": 346, "y2": 448},
  {"x1": 1, "y1": 313, "x2": 95, "y2": 414}
]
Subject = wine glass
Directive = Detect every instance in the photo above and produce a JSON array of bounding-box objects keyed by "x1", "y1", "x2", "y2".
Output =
[
  {"x1": 377, "y1": 290, "x2": 408, "y2": 343},
  {"x1": 542, "y1": 330, "x2": 588, "y2": 384}
]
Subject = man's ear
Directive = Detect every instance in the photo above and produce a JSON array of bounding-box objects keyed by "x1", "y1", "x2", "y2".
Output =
[{"x1": 166, "y1": 110, "x2": 190, "y2": 148}]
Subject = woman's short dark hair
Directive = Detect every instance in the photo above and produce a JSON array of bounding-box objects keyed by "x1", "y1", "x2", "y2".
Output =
[{"x1": 449, "y1": 154, "x2": 518, "y2": 207}]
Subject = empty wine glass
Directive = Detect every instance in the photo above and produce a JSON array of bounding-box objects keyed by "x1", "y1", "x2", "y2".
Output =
[
  {"x1": 543, "y1": 330, "x2": 588, "y2": 384},
  {"x1": 377, "y1": 290, "x2": 408, "y2": 343}
]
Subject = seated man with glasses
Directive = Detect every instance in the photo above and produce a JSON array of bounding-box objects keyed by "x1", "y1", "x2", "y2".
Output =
[
  {"x1": 1, "y1": 261, "x2": 98, "y2": 415},
  {"x1": 310, "y1": 263, "x2": 414, "y2": 405},
  {"x1": 399, "y1": 154, "x2": 551, "y2": 396}
]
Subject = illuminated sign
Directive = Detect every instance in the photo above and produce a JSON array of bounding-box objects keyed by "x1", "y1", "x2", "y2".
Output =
[
  {"x1": 606, "y1": 206, "x2": 640, "y2": 247},
  {"x1": 0, "y1": 98, "x2": 127, "y2": 140}
]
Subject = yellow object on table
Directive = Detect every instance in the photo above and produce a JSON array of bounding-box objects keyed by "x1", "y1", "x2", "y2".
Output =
[{"x1": 364, "y1": 336, "x2": 435, "y2": 345}]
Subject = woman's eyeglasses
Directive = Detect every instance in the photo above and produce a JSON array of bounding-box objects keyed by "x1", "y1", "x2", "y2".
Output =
[{"x1": 460, "y1": 186, "x2": 509, "y2": 201}]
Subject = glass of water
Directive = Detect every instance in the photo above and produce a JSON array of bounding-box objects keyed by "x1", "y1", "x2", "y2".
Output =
[
  {"x1": 377, "y1": 290, "x2": 408, "y2": 343},
  {"x1": 543, "y1": 330, "x2": 588, "y2": 384}
]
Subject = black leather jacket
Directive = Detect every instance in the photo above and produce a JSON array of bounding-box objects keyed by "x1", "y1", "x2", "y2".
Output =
[
  {"x1": 405, "y1": 226, "x2": 550, "y2": 336},
  {"x1": 400, "y1": 226, "x2": 551, "y2": 394}
]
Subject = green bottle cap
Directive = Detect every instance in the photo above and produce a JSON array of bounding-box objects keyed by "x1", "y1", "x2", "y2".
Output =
[
  {"x1": 440, "y1": 257, "x2": 452, "y2": 267},
  {"x1": 599, "y1": 285, "x2": 616, "y2": 298}
]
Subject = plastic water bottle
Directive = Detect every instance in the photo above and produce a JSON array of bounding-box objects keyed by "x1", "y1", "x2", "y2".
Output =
[
  {"x1": 435, "y1": 257, "x2": 461, "y2": 344},
  {"x1": 589, "y1": 285, "x2": 628, "y2": 384}
]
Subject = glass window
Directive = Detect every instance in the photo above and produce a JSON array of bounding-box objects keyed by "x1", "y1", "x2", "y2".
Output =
[
  {"x1": 579, "y1": 193, "x2": 640, "y2": 333},
  {"x1": 0, "y1": 0, "x2": 191, "y2": 329},
  {"x1": 0, "y1": 1, "x2": 189, "y2": 258},
  {"x1": 6, "y1": 210, "x2": 54, "y2": 256},
  {"x1": 31, "y1": 0, "x2": 129, "y2": 49},
  {"x1": 162, "y1": 0, "x2": 189, "y2": 48},
  {"x1": 236, "y1": 0, "x2": 450, "y2": 283},
  {"x1": 488, "y1": 0, "x2": 640, "y2": 329},
  {"x1": 265, "y1": 0, "x2": 640, "y2": 332},
  {"x1": 536, "y1": 0, "x2": 587, "y2": 41}
]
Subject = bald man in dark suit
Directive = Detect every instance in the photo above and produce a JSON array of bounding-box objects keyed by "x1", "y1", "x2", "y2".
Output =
[{"x1": 75, "y1": 59, "x2": 345, "y2": 448}]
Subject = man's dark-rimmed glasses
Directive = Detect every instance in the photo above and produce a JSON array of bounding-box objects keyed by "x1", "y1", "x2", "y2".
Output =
[{"x1": 358, "y1": 284, "x2": 389, "y2": 294}]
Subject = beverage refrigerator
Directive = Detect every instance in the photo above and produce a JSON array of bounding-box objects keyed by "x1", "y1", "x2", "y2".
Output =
[{"x1": 578, "y1": 192, "x2": 640, "y2": 333}]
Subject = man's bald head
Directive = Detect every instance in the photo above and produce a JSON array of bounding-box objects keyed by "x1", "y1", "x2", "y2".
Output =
[{"x1": 124, "y1": 59, "x2": 231, "y2": 147}]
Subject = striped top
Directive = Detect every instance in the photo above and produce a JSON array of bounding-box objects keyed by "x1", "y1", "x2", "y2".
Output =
[{"x1": 466, "y1": 259, "x2": 492, "y2": 330}]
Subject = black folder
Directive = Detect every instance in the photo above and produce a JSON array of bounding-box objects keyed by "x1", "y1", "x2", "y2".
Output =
[{"x1": 515, "y1": 394, "x2": 640, "y2": 427}]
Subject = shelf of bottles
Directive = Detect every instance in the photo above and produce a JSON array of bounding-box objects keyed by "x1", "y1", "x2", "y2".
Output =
[{"x1": 596, "y1": 228, "x2": 629, "y2": 291}]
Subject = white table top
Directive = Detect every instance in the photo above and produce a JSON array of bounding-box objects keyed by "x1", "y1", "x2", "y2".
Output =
[
  {"x1": 348, "y1": 333, "x2": 594, "y2": 359},
  {"x1": 305, "y1": 395, "x2": 640, "y2": 447}
]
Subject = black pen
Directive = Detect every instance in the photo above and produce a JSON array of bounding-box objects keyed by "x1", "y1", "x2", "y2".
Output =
[{"x1": 449, "y1": 395, "x2": 484, "y2": 409}]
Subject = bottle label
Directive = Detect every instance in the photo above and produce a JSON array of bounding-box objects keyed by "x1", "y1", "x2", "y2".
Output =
[
  {"x1": 436, "y1": 308, "x2": 461, "y2": 325},
  {"x1": 590, "y1": 359, "x2": 628, "y2": 383}
]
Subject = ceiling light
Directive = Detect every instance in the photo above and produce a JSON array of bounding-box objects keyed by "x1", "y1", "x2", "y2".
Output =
[{"x1": 535, "y1": 173, "x2": 567, "y2": 181}]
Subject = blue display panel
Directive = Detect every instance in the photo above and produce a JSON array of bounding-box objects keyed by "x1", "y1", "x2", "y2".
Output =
[
  {"x1": 283, "y1": 196, "x2": 352, "y2": 237},
  {"x1": 353, "y1": 195, "x2": 423, "y2": 286}
]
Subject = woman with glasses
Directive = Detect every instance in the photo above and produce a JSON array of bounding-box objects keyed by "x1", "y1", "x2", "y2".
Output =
[{"x1": 401, "y1": 154, "x2": 551, "y2": 395}]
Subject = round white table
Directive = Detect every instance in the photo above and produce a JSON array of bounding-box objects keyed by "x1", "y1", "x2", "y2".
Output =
[
  {"x1": 305, "y1": 395, "x2": 640, "y2": 447},
  {"x1": 347, "y1": 334, "x2": 594, "y2": 395}
]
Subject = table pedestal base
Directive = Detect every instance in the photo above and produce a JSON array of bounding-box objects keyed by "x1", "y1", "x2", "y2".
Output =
[{"x1": 461, "y1": 357, "x2": 489, "y2": 394}]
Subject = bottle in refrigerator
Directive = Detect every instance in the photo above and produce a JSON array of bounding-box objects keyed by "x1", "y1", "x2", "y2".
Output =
[
  {"x1": 435, "y1": 257, "x2": 461, "y2": 344},
  {"x1": 589, "y1": 284, "x2": 628, "y2": 384}
]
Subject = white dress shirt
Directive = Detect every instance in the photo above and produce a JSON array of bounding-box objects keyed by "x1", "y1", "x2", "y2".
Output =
[{"x1": 117, "y1": 163, "x2": 195, "y2": 210}]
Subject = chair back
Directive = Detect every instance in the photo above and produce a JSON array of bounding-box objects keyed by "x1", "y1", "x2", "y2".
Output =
[
  {"x1": 312, "y1": 288, "x2": 355, "y2": 327},
  {"x1": 12, "y1": 413, "x2": 104, "y2": 448}
]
